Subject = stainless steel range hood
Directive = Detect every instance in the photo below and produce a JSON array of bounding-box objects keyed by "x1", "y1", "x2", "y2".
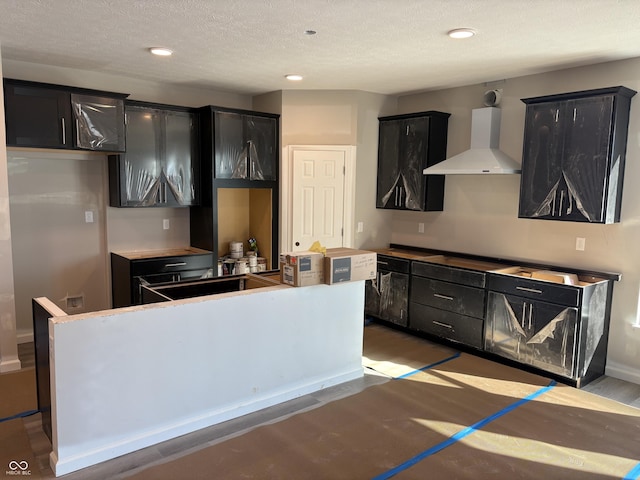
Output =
[{"x1": 423, "y1": 107, "x2": 521, "y2": 175}]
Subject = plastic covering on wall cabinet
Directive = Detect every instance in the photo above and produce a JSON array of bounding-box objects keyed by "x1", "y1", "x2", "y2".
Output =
[
  {"x1": 3, "y1": 78, "x2": 127, "y2": 151},
  {"x1": 71, "y1": 94, "x2": 125, "y2": 151},
  {"x1": 519, "y1": 86, "x2": 636, "y2": 223},
  {"x1": 213, "y1": 110, "x2": 278, "y2": 181},
  {"x1": 376, "y1": 111, "x2": 449, "y2": 211},
  {"x1": 108, "y1": 103, "x2": 199, "y2": 207}
]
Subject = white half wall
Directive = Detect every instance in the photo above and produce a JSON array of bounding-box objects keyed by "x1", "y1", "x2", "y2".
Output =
[{"x1": 47, "y1": 281, "x2": 365, "y2": 476}]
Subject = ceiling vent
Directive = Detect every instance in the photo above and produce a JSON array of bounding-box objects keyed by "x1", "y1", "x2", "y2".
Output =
[{"x1": 423, "y1": 105, "x2": 521, "y2": 175}]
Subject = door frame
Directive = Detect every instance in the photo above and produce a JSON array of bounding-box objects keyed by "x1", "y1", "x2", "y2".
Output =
[{"x1": 281, "y1": 145, "x2": 356, "y2": 253}]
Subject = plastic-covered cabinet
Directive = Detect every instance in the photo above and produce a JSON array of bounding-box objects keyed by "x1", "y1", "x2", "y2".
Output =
[
  {"x1": 519, "y1": 86, "x2": 636, "y2": 223},
  {"x1": 108, "y1": 102, "x2": 199, "y2": 207},
  {"x1": 365, "y1": 255, "x2": 410, "y2": 327},
  {"x1": 376, "y1": 111, "x2": 449, "y2": 211},
  {"x1": 71, "y1": 94, "x2": 126, "y2": 151},
  {"x1": 210, "y1": 108, "x2": 278, "y2": 181},
  {"x1": 3, "y1": 78, "x2": 126, "y2": 152}
]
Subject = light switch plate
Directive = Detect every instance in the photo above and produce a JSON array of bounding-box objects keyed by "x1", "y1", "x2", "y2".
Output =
[
  {"x1": 575, "y1": 237, "x2": 586, "y2": 251},
  {"x1": 163, "y1": 219, "x2": 170, "y2": 230}
]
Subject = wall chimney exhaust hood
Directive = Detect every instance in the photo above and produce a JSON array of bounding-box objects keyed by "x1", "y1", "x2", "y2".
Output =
[{"x1": 423, "y1": 107, "x2": 521, "y2": 175}]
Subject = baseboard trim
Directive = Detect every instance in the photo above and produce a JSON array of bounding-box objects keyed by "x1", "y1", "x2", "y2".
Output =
[
  {"x1": 17, "y1": 330, "x2": 34, "y2": 344},
  {"x1": 51, "y1": 367, "x2": 364, "y2": 477},
  {"x1": 0, "y1": 357, "x2": 22, "y2": 373},
  {"x1": 605, "y1": 361, "x2": 640, "y2": 385}
]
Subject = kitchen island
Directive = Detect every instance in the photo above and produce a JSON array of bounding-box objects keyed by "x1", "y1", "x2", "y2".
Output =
[{"x1": 35, "y1": 277, "x2": 365, "y2": 476}]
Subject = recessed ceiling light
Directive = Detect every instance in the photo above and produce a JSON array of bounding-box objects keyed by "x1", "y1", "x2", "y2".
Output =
[
  {"x1": 447, "y1": 28, "x2": 476, "y2": 39},
  {"x1": 149, "y1": 47, "x2": 173, "y2": 56},
  {"x1": 285, "y1": 74, "x2": 303, "y2": 81}
]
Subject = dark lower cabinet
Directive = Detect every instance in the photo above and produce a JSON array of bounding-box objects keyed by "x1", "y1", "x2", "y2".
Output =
[
  {"x1": 365, "y1": 255, "x2": 410, "y2": 327},
  {"x1": 111, "y1": 249, "x2": 214, "y2": 307},
  {"x1": 485, "y1": 270, "x2": 612, "y2": 386},
  {"x1": 409, "y1": 260, "x2": 488, "y2": 349},
  {"x1": 32, "y1": 299, "x2": 53, "y2": 442},
  {"x1": 370, "y1": 245, "x2": 618, "y2": 388}
]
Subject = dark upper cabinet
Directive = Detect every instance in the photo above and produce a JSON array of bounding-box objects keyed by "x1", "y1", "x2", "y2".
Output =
[
  {"x1": 519, "y1": 86, "x2": 636, "y2": 223},
  {"x1": 3, "y1": 78, "x2": 127, "y2": 152},
  {"x1": 108, "y1": 102, "x2": 199, "y2": 207},
  {"x1": 376, "y1": 111, "x2": 449, "y2": 211},
  {"x1": 205, "y1": 107, "x2": 278, "y2": 181}
]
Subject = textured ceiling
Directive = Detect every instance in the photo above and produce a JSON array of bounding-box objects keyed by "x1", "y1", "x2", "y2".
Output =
[{"x1": 1, "y1": 0, "x2": 640, "y2": 96}]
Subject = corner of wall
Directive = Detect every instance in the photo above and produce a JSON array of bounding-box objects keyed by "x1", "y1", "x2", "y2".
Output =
[{"x1": 0, "y1": 43, "x2": 22, "y2": 371}]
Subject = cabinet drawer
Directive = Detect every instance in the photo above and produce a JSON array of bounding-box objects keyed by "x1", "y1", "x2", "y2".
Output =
[
  {"x1": 409, "y1": 302, "x2": 484, "y2": 349},
  {"x1": 131, "y1": 254, "x2": 214, "y2": 276},
  {"x1": 410, "y1": 276, "x2": 485, "y2": 318},
  {"x1": 377, "y1": 255, "x2": 410, "y2": 274},
  {"x1": 487, "y1": 273, "x2": 580, "y2": 307},
  {"x1": 412, "y1": 261, "x2": 486, "y2": 288}
]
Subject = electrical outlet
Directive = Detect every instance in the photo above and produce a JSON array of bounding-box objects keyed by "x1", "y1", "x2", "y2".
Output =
[
  {"x1": 84, "y1": 211, "x2": 94, "y2": 223},
  {"x1": 163, "y1": 219, "x2": 170, "y2": 230},
  {"x1": 575, "y1": 237, "x2": 586, "y2": 251},
  {"x1": 418, "y1": 223, "x2": 425, "y2": 234},
  {"x1": 357, "y1": 222, "x2": 364, "y2": 233}
]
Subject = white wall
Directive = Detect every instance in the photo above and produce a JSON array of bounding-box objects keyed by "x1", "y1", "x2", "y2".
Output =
[
  {"x1": 46, "y1": 281, "x2": 364, "y2": 476},
  {"x1": 392, "y1": 58, "x2": 640, "y2": 383},
  {"x1": 0, "y1": 44, "x2": 21, "y2": 371}
]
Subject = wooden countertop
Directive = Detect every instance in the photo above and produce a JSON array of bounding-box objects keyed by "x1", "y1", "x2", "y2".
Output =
[
  {"x1": 112, "y1": 247, "x2": 212, "y2": 260},
  {"x1": 375, "y1": 244, "x2": 621, "y2": 281}
]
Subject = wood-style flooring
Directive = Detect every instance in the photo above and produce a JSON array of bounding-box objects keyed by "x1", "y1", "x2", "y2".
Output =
[{"x1": 14, "y1": 333, "x2": 640, "y2": 479}]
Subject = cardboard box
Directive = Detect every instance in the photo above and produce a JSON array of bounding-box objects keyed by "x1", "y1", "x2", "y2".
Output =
[
  {"x1": 324, "y1": 248, "x2": 377, "y2": 285},
  {"x1": 279, "y1": 251, "x2": 324, "y2": 287}
]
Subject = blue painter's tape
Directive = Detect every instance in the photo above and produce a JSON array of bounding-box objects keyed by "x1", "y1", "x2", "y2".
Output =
[
  {"x1": 394, "y1": 352, "x2": 461, "y2": 379},
  {"x1": 372, "y1": 380, "x2": 557, "y2": 480},
  {"x1": 0, "y1": 409, "x2": 39, "y2": 424},
  {"x1": 623, "y1": 461, "x2": 640, "y2": 480}
]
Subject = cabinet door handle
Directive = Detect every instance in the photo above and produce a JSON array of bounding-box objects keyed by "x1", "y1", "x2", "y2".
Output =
[
  {"x1": 516, "y1": 286, "x2": 543, "y2": 294},
  {"x1": 434, "y1": 293, "x2": 454, "y2": 301},
  {"x1": 61, "y1": 118, "x2": 66, "y2": 145},
  {"x1": 522, "y1": 303, "x2": 527, "y2": 329},
  {"x1": 377, "y1": 261, "x2": 389, "y2": 266},
  {"x1": 165, "y1": 262, "x2": 187, "y2": 268},
  {"x1": 528, "y1": 303, "x2": 533, "y2": 329},
  {"x1": 573, "y1": 108, "x2": 577, "y2": 122},
  {"x1": 433, "y1": 321, "x2": 453, "y2": 329},
  {"x1": 555, "y1": 109, "x2": 559, "y2": 122}
]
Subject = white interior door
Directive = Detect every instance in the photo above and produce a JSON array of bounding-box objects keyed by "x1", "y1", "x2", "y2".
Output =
[{"x1": 291, "y1": 149, "x2": 346, "y2": 251}]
